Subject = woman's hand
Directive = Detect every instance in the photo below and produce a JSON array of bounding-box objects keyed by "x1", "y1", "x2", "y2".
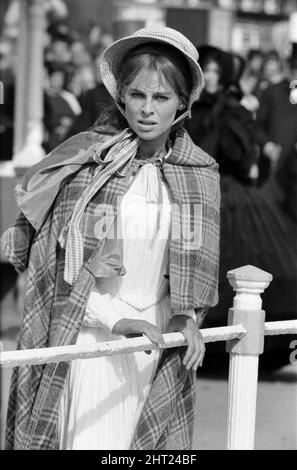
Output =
[
  {"x1": 167, "y1": 315, "x2": 205, "y2": 371},
  {"x1": 112, "y1": 318, "x2": 165, "y2": 352}
]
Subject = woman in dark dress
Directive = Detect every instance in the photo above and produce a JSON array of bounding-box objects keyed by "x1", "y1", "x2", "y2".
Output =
[{"x1": 186, "y1": 46, "x2": 297, "y2": 370}]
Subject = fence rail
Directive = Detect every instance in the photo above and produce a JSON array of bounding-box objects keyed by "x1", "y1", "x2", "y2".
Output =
[
  {"x1": 1, "y1": 321, "x2": 297, "y2": 369},
  {"x1": 0, "y1": 325, "x2": 247, "y2": 368},
  {"x1": 264, "y1": 320, "x2": 297, "y2": 336}
]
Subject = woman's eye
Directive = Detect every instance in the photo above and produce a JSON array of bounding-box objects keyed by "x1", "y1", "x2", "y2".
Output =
[
  {"x1": 155, "y1": 96, "x2": 168, "y2": 101},
  {"x1": 131, "y1": 92, "x2": 143, "y2": 98}
]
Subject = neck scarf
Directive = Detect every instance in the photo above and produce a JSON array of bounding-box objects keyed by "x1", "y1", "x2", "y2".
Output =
[
  {"x1": 60, "y1": 129, "x2": 141, "y2": 284},
  {"x1": 60, "y1": 133, "x2": 172, "y2": 285}
]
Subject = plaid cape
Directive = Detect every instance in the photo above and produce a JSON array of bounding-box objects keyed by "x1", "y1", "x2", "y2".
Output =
[
  {"x1": 130, "y1": 347, "x2": 196, "y2": 450},
  {"x1": 1, "y1": 128, "x2": 220, "y2": 450}
]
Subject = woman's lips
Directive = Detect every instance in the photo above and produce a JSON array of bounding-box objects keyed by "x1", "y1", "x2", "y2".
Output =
[
  {"x1": 137, "y1": 121, "x2": 157, "y2": 131},
  {"x1": 138, "y1": 121, "x2": 157, "y2": 127}
]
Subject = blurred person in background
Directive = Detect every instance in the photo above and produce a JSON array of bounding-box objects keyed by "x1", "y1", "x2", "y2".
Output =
[
  {"x1": 246, "y1": 48, "x2": 264, "y2": 75},
  {"x1": 45, "y1": 37, "x2": 72, "y2": 67},
  {"x1": 46, "y1": 0, "x2": 68, "y2": 25},
  {"x1": 229, "y1": 52, "x2": 260, "y2": 116},
  {"x1": 228, "y1": 53, "x2": 246, "y2": 99},
  {"x1": 70, "y1": 39, "x2": 92, "y2": 69},
  {"x1": 186, "y1": 45, "x2": 297, "y2": 370},
  {"x1": 273, "y1": 56, "x2": 297, "y2": 226},
  {"x1": 186, "y1": 45, "x2": 258, "y2": 175},
  {"x1": 255, "y1": 53, "x2": 297, "y2": 188},
  {"x1": 246, "y1": 48, "x2": 264, "y2": 96},
  {"x1": 46, "y1": 24, "x2": 114, "y2": 138},
  {"x1": 278, "y1": 141, "x2": 297, "y2": 225},
  {"x1": 0, "y1": 38, "x2": 16, "y2": 160},
  {"x1": 87, "y1": 23, "x2": 102, "y2": 52},
  {"x1": 67, "y1": 65, "x2": 96, "y2": 101},
  {"x1": 65, "y1": 50, "x2": 112, "y2": 138},
  {"x1": 260, "y1": 50, "x2": 285, "y2": 91},
  {"x1": 43, "y1": 63, "x2": 81, "y2": 152},
  {"x1": 239, "y1": 69, "x2": 260, "y2": 115}
]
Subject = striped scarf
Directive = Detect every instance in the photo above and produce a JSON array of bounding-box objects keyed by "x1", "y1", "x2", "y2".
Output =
[{"x1": 54, "y1": 129, "x2": 139, "y2": 285}]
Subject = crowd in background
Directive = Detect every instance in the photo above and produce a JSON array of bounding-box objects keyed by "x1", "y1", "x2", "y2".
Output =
[
  {"x1": 41, "y1": 21, "x2": 113, "y2": 151},
  {"x1": 0, "y1": 18, "x2": 114, "y2": 156},
  {"x1": 1, "y1": 14, "x2": 297, "y2": 369},
  {"x1": 184, "y1": 42, "x2": 297, "y2": 370},
  {"x1": 1, "y1": 16, "x2": 297, "y2": 157},
  {"x1": 1, "y1": 17, "x2": 296, "y2": 157}
]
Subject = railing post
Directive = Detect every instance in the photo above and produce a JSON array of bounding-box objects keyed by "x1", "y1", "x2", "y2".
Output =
[{"x1": 225, "y1": 265, "x2": 272, "y2": 450}]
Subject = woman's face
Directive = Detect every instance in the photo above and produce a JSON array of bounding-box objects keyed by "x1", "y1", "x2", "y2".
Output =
[
  {"x1": 263, "y1": 58, "x2": 281, "y2": 83},
  {"x1": 121, "y1": 70, "x2": 181, "y2": 143},
  {"x1": 203, "y1": 60, "x2": 221, "y2": 94},
  {"x1": 49, "y1": 71, "x2": 65, "y2": 92}
]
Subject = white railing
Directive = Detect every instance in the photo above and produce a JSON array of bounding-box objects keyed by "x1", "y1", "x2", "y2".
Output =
[
  {"x1": 0, "y1": 265, "x2": 296, "y2": 450},
  {"x1": 0, "y1": 325, "x2": 246, "y2": 368}
]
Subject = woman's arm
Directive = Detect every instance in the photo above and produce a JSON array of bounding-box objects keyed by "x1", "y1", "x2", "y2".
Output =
[
  {"x1": 83, "y1": 287, "x2": 123, "y2": 332},
  {"x1": 84, "y1": 285, "x2": 165, "y2": 352},
  {"x1": 166, "y1": 314, "x2": 205, "y2": 371},
  {"x1": 112, "y1": 318, "x2": 165, "y2": 350},
  {"x1": 0, "y1": 212, "x2": 36, "y2": 273}
]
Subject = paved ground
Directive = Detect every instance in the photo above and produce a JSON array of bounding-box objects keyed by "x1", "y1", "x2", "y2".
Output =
[
  {"x1": 193, "y1": 363, "x2": 297, "y2": 450},
  {"x1": 1, "y1": 334, "x2": 296, "y2": 450}
]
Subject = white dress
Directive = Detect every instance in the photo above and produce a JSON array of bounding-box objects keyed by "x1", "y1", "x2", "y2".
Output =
[{"x1": 58, "y1": 161, "x2": 175, "y2": 450}]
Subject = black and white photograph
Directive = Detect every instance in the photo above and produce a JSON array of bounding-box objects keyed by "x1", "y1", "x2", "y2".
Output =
[{"x1": 0, "y1": 0, "x2": 296, "y2": 454}]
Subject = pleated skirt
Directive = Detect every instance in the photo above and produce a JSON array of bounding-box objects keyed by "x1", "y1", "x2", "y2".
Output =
[{"x1": 58, "y1": 296, "x2": 172, "y2": 450}]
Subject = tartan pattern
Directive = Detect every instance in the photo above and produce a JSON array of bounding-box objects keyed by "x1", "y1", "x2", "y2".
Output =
[
  {"x1": 0, "y1": 128, "x2": 220, "y2": 449},
  {"x1": 163, "y1": 131, "x2": 220, "y2": 311},
  {"x1": 59, "y1": 129, "x2": 140, "y2": 285},
  {"x1": 130, "y1": 348, "x2": 196, "y2": 450}
]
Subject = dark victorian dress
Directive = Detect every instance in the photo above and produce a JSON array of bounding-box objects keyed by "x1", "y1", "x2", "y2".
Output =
[{"x1": 187, "y1": 90, "x2": 297, "y2": 369}]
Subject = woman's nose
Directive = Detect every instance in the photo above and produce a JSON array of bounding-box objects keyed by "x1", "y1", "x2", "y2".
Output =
[{"x1": 141, "y1": 99, "x2": 154, "y2": 115}]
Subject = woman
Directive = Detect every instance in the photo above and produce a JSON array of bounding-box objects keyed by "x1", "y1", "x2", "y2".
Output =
[
  {"x1": 186, "y1": 45, "x2": 297, "y2": 370},
  {"x1": 1, "y1": 27, "x2": 220, "y2": 450},
  {"x1": 43, "y1": 63, "x2": 82, "y2": 152},
  {"x1": 187, "y1": 45, "x2": 257, "y2": 172}
]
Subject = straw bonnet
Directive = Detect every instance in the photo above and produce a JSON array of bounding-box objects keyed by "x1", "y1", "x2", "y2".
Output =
[{"x1": 99, "y1": 26, "x2": 205, "y2": 117}]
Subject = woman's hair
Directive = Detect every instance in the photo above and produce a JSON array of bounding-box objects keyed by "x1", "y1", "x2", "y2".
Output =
[
  {"x1": 91, "y1": 42, "x2": 193, "y2": 135},
  {"x1": 247, "y1": 49, "x2": 263, "y2": 62},
  {"x1": 44, "y1": 61, "x2": 74, "y2": 89},
  {"x1": 198, "y1": 45, "x2": 234, "y2": 90}
]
